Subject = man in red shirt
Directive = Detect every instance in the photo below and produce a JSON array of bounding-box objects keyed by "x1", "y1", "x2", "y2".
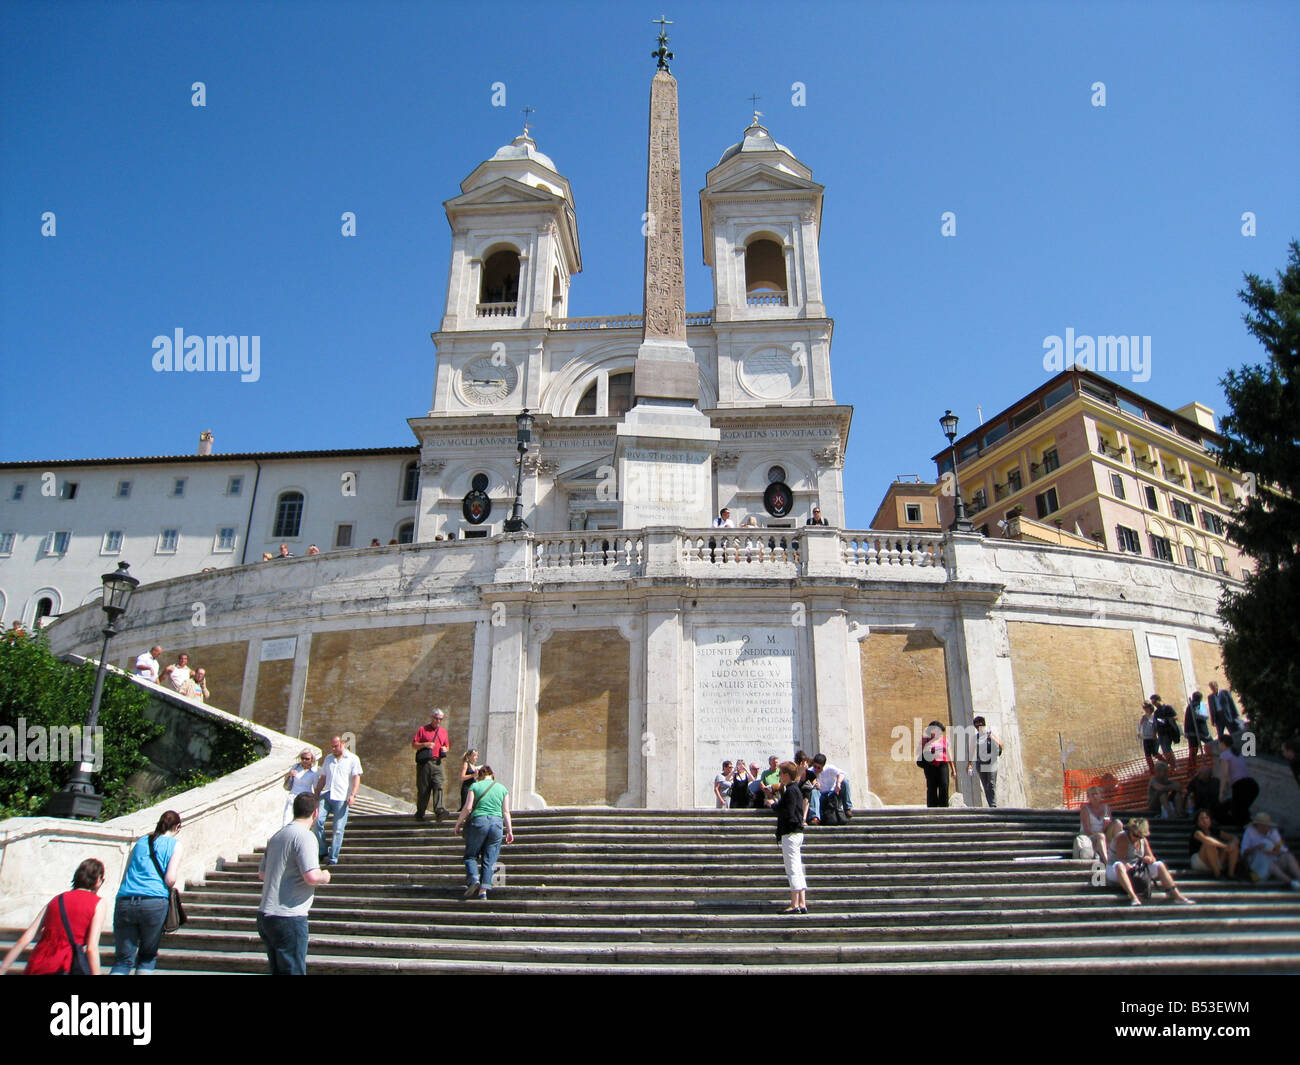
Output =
[{"x1": 412, "y1": 709, "x2": 451, "y2": 822}]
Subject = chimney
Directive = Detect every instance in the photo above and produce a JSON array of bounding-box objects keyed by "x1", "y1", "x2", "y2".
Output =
[{"x1": 198, "y1": 431, "x2": 214, "y2": 456}]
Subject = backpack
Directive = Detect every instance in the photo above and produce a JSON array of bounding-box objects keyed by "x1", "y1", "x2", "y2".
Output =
[{"x1": 821, "y1": 789, "x2": 848, "y2": 826}]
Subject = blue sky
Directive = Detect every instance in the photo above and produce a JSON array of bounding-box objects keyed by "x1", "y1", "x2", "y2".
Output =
[{"x1": 2, "y1": 0, "x2": 1297, "y2": 526}]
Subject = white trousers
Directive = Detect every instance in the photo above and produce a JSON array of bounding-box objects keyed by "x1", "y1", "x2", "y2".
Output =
[{"x1": 781, "y1": 831, "x2": 807, "y2": 891}]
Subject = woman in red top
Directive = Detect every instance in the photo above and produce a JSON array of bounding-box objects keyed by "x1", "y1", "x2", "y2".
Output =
[
  {"x1": 0, "y1": 858, "x2": 108, "y2": 975},
  {"x1": 918, "y1": 721, "x2": 957, "y2": 808}
]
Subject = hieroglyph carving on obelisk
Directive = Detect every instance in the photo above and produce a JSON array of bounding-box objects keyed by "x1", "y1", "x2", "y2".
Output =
[{"x1": 643, "y1": 70, "x2": 688, "y2": 345}]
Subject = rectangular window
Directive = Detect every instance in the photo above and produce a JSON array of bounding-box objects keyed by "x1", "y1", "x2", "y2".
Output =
[
  {"x1": 1212, "y1": 556, "x2": 1227, "y2": 575},
  {"x1": 215, "y1": 527, "x2": 236, "y2": 552},
  {"x1": 1118, "y1": 397, "x2": 1145, "y2": 418},
  {"x1": 904, "y1": 503, "x2": 923, "y2": 524},
  {"x1": 1009, "y1": 405, "x2": 1039, "y2": 430},
  {"x1": 1172, "y1": 499, "x2": 1194, "y2": 524},
  {"x1": 1041, "y1": 447, "x2": 1060, "y2": 474},
  {"x1": 60, "y1": 481, "x2": 78, "y2": 500},
  {"x1": 158, "y1": 528, "x2": 179, "y2": 553},
  {"x1": 1042, "y1": 382, "x2": 1073, "y2": 409},
  {"x1": 0, "y1": 532, "x2": 14, "y2": 555},
  {"x1": 102, "y1": 530, "x2": 123, "y2": 554},
  {"x1": 11, "y1": 483, "x2": 24, "y2": 501},
  {"x1": 1034, "y1": 487, "x2": 1060, "y2": 519},
  {"x1": 1183, "y1": 545, "x2": 1197, "y2": 568},
  {"x1": 461, "y1": 528, "x2": 489, "y2": 539},
  {"x1": 1116, "y1": 525, "x2": 1142, "y2": 553},
  {"x1": 981, "y1": 422, "x2": 1008, "y2": 448},
  {"x1": 1150, "y1": 535, "x2": 1173, "y2": 562},
  {"x1": 1110, "y1": 473, "x2": 1125, "y2": 499},
  {"x1": 41, "y1": 531, "x2": 71, "y2": 556},
  {"x1": 1006, "y1": 468, "x2": 1022, "y2": 492},
  {"x1": 172, "y1": 478, "x2": 186, "y2": 498},
  {"x1": 1144, "y1": 485, "x2": 1159, "y2": 511},
  {"x1": 115, "y1": 480, "x2": 132, "y2": 499},
  {"x1": 334, "y1": 523, "x2": 354, "y2": 549},
  {"x1": 227, "y1": 476, "x2": 243, "y2": 497},
  {"x1": 1201, "y1": 511, "x2": 1224, "y2": 536},
  {"x1": 959, "y1": 441, "x2": 979, "y2": 462},
  {"x1": 969, "y1": 488, "x2": 987, "y2": 514}
]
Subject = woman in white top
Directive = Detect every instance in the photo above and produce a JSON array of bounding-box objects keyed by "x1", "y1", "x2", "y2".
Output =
[
  {"x1": 1109, "y1": 818, "x2": 1194, "y2": 907},
  {"x1": 1240, "y1": 812, "x2": 1300, "y2": 889},
  {"x1": 713, "y1": 761, "x2": 734, "y2": 808},
  {"x1": 1079, "y1": 785, "x2": 1123, "y2": 862},
  {"x1": 283, "y1": 749, "x2": 320, "y2": 826}
]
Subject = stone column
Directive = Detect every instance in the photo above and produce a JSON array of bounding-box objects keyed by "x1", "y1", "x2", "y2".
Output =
[{"x1": 642, "y1": 595, "x2": 686, "y2": 807}]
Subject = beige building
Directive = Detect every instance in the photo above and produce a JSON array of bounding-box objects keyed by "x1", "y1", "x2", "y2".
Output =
[
  {"x1": 868, "y1": 476, "x2": 942, "y2": 532},
  {"x1": 932, "y1": 369, "x2": 1249, "y2": 580}
]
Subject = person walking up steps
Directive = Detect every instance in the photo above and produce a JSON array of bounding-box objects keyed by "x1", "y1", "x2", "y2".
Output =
[{"x1": 455, "y1": 766, "x2": 514, "y2": 901}]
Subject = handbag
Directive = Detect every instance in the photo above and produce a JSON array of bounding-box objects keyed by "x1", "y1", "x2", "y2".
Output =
[
  {"x1": 1072, "y1": 834, "x2": 1095, "y2": 861},
  {"x1": 57, "y1": 895, "x2": 92, "y2": 976},
  {"x1": 147, "y1": 836, "x2": 188, "y2": 934},
  {"x1": 1126, "y1": 859, "x2": 1152, "y2": 900}
]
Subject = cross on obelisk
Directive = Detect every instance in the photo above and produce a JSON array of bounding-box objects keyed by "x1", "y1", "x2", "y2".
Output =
[{"x1": 615, "y1": 17, "x2": 719, "y2": 531}]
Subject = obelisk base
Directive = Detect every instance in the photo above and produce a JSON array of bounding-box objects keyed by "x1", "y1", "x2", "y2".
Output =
[{"x1": 615, "y1": 398, "x2": 719, "y2": 529}]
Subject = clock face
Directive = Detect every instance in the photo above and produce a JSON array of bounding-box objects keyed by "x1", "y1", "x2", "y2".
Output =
[
  {"x1": 458, "y1": 356, "x2": 519, "y2": 407},
  {"x1": 739, "y1": 346, "x2": 803, "y2": 400}
]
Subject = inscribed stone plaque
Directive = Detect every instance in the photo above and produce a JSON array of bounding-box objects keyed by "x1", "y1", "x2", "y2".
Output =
[
  {"x1": 1146, "y1": 633, "x2": 1180, "y2": 661},
  {"x1": 620, "y1": 446, "x2": 711, "y2": 527},
  {"x1": 260, "y1": 637, "x2": 297, "y2": 662},
  {"x1": 693, "y1": 627, "x2": 797, "y2": 808}
]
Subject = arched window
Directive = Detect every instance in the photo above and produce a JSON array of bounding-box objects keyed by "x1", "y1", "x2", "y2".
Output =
[
  {"x1": 34, "y1": 597, "x2": 54, "y2": 624},
  {"x1": 551, "y1": 269, "x2": 563, "y2": 317},
  {"x1": 396, "y1": 520, "x2": 415, "y2": 544},
  {"x1": 479, "y1": 248, "x2": 520, "y2": 313},
  {"x1": 401, "y1": 460, "x2": 420, "y2": 502},
  {"x1": 744, "y1": 238, "x2": 787, "y2": 305},
  {"x1": 608, "y1": 372, "x2": 634, "y2": 418},
  {"x1": 273, "y1": 491, "x2": 304, "y2": 538},
  {"x1": 576, "y1": 381, "x2": 597, "y2": 415}
]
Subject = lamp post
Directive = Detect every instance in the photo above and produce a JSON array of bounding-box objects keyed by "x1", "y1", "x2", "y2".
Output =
[
  {"x1": 503, "y1": 409, "x2": 535, "y2": 533},
  {"x1": 46, "y1": 561, "x2": 139, "y2": 820},
  {"x1": 940, "y1": 409, "x2": 975, "y2": 533}
]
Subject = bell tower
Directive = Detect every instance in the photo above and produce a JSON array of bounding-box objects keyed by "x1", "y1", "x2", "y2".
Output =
[{"x1": 699, "y1": 118, "x2": 825, "y2": 322}]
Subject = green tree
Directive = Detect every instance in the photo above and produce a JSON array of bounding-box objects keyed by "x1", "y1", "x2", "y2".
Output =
[
  {"x1": 0, "y1": 628, "x2": 162, "y2": 819},
  {"x1": 1214, "y1": 239, "x2": 1300, "y2": 747}
]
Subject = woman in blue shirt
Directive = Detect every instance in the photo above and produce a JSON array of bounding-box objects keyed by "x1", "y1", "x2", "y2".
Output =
[{"x1": 111, "y1": 810, "x2": 182, "y2": 974}]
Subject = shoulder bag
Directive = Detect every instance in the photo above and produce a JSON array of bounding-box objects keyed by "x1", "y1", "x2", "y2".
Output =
[{"x1": 147, "y1": 836, "x2": 188, "y2": 934}]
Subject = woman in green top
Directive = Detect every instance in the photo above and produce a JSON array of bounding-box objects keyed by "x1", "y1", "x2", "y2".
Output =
[{"x1": 454, "y1": 765, "x2": 514, "y2": 901}]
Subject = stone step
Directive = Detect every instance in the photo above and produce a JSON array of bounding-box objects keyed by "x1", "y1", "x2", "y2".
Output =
[
  {"x1": 127, "y1": 926, "x2": 1300, "y2": 966},
  {"x1": 177, "y1": 912, "x2": 1300, "y2": 943}
]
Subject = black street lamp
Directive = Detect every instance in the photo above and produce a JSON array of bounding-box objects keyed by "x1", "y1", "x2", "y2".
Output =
[
  {"x1": 47, "y1": 561, "x2": 139, "y2": 820},
  {"x1": 940, "y1": 409, "x2": 975, "y2": 533},
  {"x1": 503, "y1": 409, "x2": 535, "y2": 533}
]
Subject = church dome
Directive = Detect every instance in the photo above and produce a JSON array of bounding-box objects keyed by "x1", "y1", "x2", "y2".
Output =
[
  {"x1": 716, "y1": 121, "x2": 796, "y2": 166},
  {"x1": 490, "y1": 131, "x2": 558, "y2": 172}
]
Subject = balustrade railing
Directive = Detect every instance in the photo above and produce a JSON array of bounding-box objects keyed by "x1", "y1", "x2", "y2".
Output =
[
  {"x1": 746, "y1": 292, "x2": 788, "y2": 306},
  {"x1": 681, "y1": 532, "x2": 800, "y2": 565},
  {"x1": 534, "y1": 533, "x2": 644, "y2": 570},
  {"x1": 475, "y1": 302, "x2": 518, "y2": 318},
  {"x1": 840, "y1": 533, "x2": 945, "y2": 568},
  {"x1": 547, "y1": 311, "x2": 713, "y2": 330}
]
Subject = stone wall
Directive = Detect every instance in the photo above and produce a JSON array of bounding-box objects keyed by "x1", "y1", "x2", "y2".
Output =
[
  {"x1": 299, "y1": 624, "x2": 475, "y2": 802},
  {"x1": 1007, "y1": 622, "x2": 1142, "y2": 806},
  {"x1": 860, "y1": 632, "x2": 949, "y2": 805},
  {"x1": 536, "y1": 629, "x2": 629, "y2": 805}
]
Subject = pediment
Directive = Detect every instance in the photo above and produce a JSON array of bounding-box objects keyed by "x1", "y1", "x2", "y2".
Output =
[
  {"x1": 556, "y1": 453, "x2": 616, "y2": 488},
  {"x1": 706, "y1": 164, "x2": 820, "y2": 196},
  {"x1": 446, "y1": 177, "x2": 562, "y2": 209}
]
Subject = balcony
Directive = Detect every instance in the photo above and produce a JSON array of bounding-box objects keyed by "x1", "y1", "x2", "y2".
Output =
[
  {"x1": 1193, "y1": 481, "x2": 1214, "y2": 497},
  {"x1": 476, "y1": 302, "x2": 518, "y2": 318},
  {"x1": 1096, "y1": 443, "x2": 1126, "y2": 460},
  {"x1": 746, "y1": 292, "x2": 788, "y2": 307},
  {"x1": 1133, "y1": 456, "x2": 1157, "y2": 473},
  {"x1": 1163, "y1": 469, "x2": 1186, "y2": 485}
]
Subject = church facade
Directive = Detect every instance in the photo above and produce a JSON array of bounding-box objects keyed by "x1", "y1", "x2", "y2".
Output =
[{"x1": 22, "y1": 60, "x2": 1238, "y2": 812}]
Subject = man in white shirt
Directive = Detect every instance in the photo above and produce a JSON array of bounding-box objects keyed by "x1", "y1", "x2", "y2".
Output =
[
  {"x1": 161, "y1": 652, "x2": 192, "y2": 694},
  {"x1": 713, "y1": 508, "x2": 735, "y2": 528},
  {"x1": 134, "y1": 645, "x2": 162, "y2": 683},
  {"x1": 313, "y1": 735, "x2": 363, "y2": 864},
  {"x1": 809, "y1": 753, "x2": 853, "y2": 822}
]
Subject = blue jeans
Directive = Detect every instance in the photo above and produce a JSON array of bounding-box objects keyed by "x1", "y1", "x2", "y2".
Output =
[
  {"x1": 808, "y1": 778, "x2": 853, "y2": 819},
  {"x1": 314, "y1": 797, "x2": 350, "y2": 862},
  {"x1": 257, "y1": 913, "x2": 309, "y2": 975},
  {"x1": 463, "y1": 816, "x2": 504, "y2": 889},
  {"x1": 110, "y1": 895, "x2": 169, "y2": 974}
]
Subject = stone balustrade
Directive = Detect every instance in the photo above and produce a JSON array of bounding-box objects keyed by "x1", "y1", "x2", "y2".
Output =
[
  {"x1": 840, "y1": 532, "x2": 945, "y2": 569},
  {"x1": 475, "y1": 301, "x2": 518, "y2": 317},
  {"x1": 546, "y1": 311, "x2": 713, "y2": 331}
]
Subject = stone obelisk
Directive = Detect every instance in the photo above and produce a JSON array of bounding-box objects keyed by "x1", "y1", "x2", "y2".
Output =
[{"x1": 615, "y1": 21, "x2": 719, "y2": 529}]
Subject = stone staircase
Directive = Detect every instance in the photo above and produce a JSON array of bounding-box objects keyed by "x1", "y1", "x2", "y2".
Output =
[{"x1": 7, "y1": 808, "x2": 1300, "y2": 974}]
